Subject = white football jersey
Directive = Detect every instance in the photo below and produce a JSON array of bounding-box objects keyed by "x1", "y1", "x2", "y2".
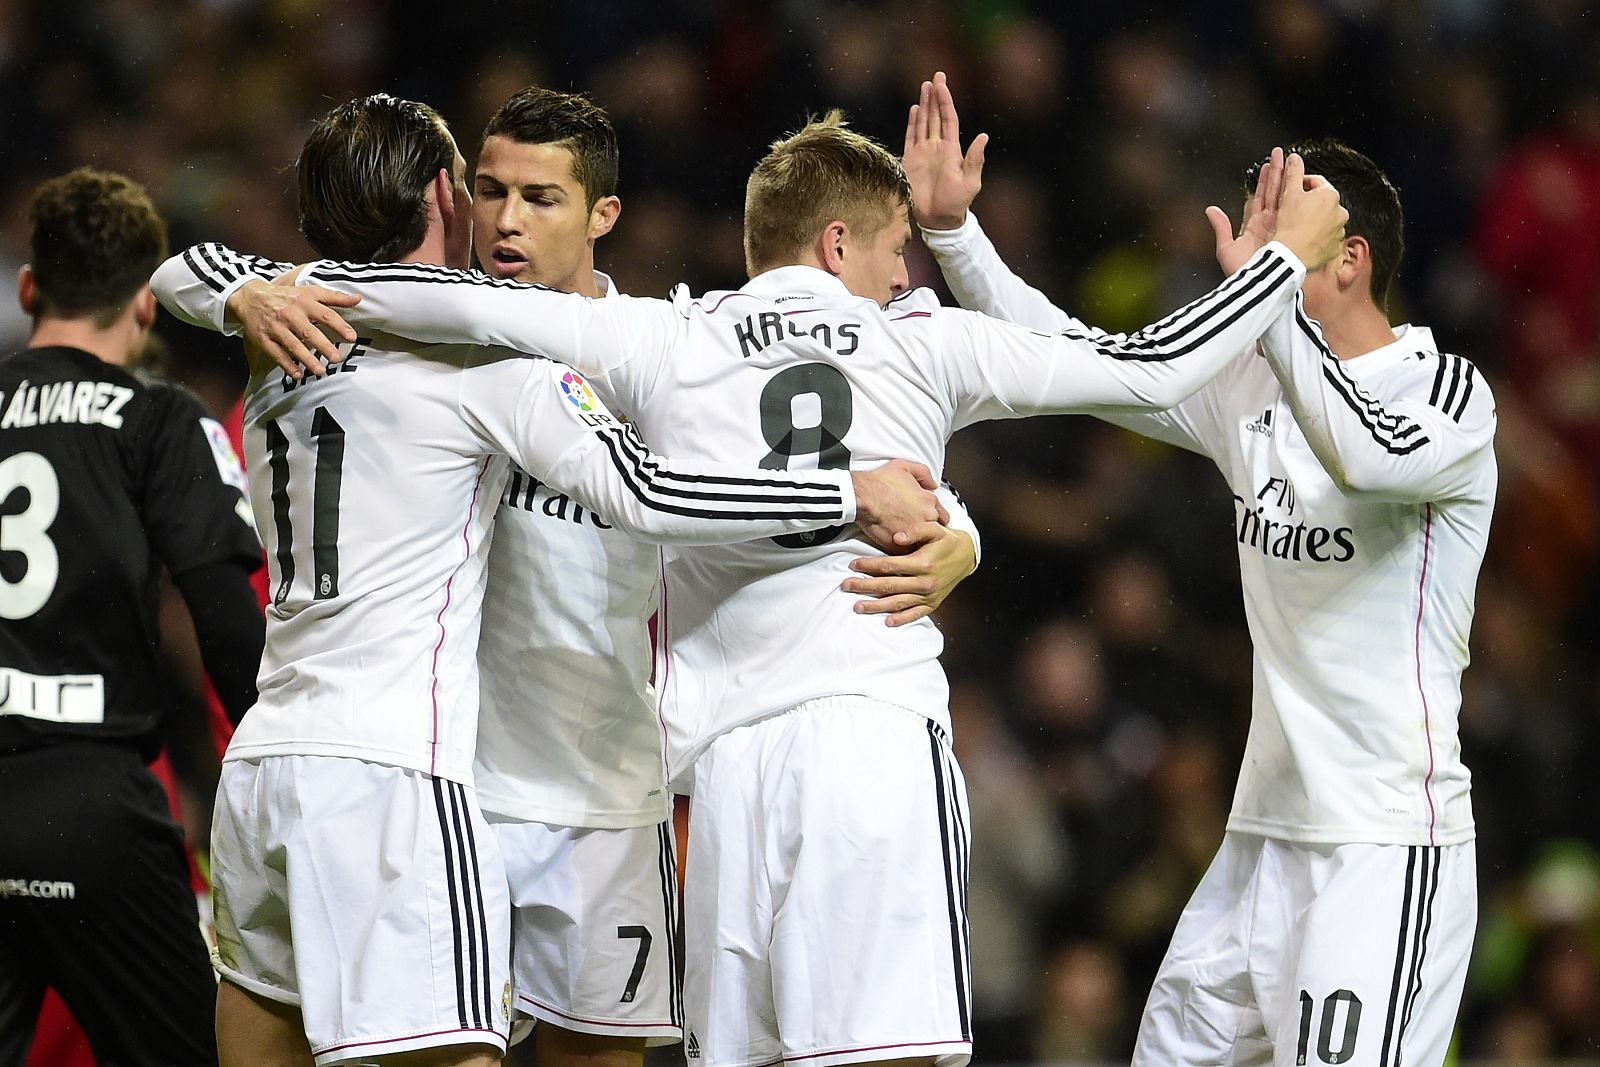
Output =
[
  {"x1": 291, "y1": 242, "x2": 1307, "y2": 785},
  {"x1": 923, "y1": 214, "x2": 1497, "y2": 847},
  {"x1": 151, "y1": 253, "x2": 861, "y2": 785}
]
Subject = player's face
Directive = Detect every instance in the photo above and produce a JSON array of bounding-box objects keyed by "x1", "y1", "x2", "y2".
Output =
[
  {"x1": 473, "y1": 136, "x2": 598, "y2": 292},
  {"x1": 840, "y1": 200, "x2": 912, "y2": 307}
]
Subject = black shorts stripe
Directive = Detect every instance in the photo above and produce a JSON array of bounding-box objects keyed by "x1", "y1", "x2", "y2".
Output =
[
  {"x1": 656, "y1": 821, "x2": 683, "y2": 1028},
  {"x1": 926, "y1": 720, "x2": 972, "y2": 1041},
  {"x1": 432, "y1": 779, "x2": 470, "y2": 1029},
  {"x1": 444, "y1": 784, "x2": 484, "y2": 1029},
  {"x1": 1395, "y1": 847, "x2": 1443, "y2": 1067},
  {"x1": 452, "y1": 782, "x2": 496, "y2": 1029},
  {"x1": 1378, "y1": 847, "x2": 1418, "y2": 1067}
]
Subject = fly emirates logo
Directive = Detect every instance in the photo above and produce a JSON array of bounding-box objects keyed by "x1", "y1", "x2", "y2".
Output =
[{"x1": 1231, "y1": 475, "x2": 1355, "y2": 564}]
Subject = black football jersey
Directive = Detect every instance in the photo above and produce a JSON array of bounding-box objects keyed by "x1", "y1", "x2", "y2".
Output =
[{"x1": 0, "y1": 346, "x2": 260, "y2": 756}]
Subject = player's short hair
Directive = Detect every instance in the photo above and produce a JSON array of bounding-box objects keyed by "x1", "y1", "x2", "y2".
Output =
[
  {"x1": 27, "y1": 167, "x2": 168, "y2": 326},
  {"x1": 744, "y1": 110, "x2": 913, "y2": 275},
  {"x1": 1247, "y1": 139, "x2": 1405, "y2": 308},
  {"x1": 297, "y1": 93, "x2": 456, "y2": 263},
  {"x1": 482, "y1": 87, "x2": 619, "y2": 209}
]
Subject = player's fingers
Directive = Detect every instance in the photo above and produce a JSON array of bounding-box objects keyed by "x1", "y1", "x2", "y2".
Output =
[
  {"x1": 853, "y1": 593, "x2": 925, "y2": 616},
  {"x1": 1283, "y1": 151, "x2": 1305, "y2": 195},
  {"x1": 270, "y1": 321, "x2": 327, "y2": 377},
  {"x1": 311, "y1": 304, "x2": 359, "y2": 345},
  {"x1": 905, "y1": 104, "x2": 919, "y2": 152},
  {"x1": 920, "y1": 79, "x2": 934, "y2": 141},
  {"x1": 304, "y1": 326, "x2": 345, "y2": 367},
  {"x1": 303, "y1": 285, "x2": 362, "y2": 308},
  {"x1": 885, "y1": 603, "x2": 936, "y2": 627},
  {"x1": 935, "y1": 70, "x2": 959, "y2": 143},
  {"x1": 843, "y1": 575, "x2": 930, "y2": 598},
  {"x1": 1206, "y1": 206, "x2": 1233, "y2": 251},
  {"x1": 850, "y1": 552, "x2": 932, "y2": 577},
  {"x1": 967, "y1": 132, "x2": 989, "y2": 175}
]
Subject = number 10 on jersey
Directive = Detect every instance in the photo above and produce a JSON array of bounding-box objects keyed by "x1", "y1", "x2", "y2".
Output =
[{"x1": 264, "y1": 405, "x2": 345, "y2": 606}]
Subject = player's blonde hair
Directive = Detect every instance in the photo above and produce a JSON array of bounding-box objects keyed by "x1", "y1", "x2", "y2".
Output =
[{"x1": 743, "y1": 110, "x2": 912, "y2": 275}]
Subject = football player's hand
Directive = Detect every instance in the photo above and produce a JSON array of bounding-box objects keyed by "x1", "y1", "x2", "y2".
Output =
[
  {"x1": 1207, "y1": 146, "x2": 1285, "y2": 276},
  {"x1": 1273, "y1": 152, "x2": 1349, "y2": 271},
  {"x1": 842, "y1": 525, "x2": 976, "y2": 626},
  {"x1": 852, "y1": 460, "x2": 949, "y2": 552},
  {"x1": 227, "y1": 274, "x2": 360, "y2": 380},
  {"x1": 903, "y1": 70, "x2": 988, "y2": 232}
]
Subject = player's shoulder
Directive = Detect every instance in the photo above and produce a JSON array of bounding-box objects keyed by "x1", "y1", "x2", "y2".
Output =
[
  {"x1": 884, "y1": 287, "x2": 944, "y2": 318},
  {"x1": 1399, "y1": 342, "x2": 1495, "y2": 425}
]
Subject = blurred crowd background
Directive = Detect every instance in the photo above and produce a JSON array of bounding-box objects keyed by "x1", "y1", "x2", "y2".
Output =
[{"x1": 4, "y1": 0, "x2": 1600, "y2": 1061}]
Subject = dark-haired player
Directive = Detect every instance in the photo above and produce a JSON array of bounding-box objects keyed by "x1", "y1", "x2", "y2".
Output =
[
  {"x1": 909, "y1": 72, "x2": 1493, "y2": 1067},
  {"x1": 0, "y1": 168, "x2": 264, "y2": 1066}
]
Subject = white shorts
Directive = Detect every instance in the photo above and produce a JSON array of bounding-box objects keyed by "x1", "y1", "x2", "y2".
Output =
[
  {"x1": 211, "y1": 755, "x2": 512, "y2": 1065},
  {"x1": 490, "y1": 815, "x2": 682, "y2": 1044},
  {"x1": 683, "y1": 696, "x2": 972, "y2": 1067},
  {"x1": 1134, "y1": 832, "x2": 1476, "y2": 1067}
]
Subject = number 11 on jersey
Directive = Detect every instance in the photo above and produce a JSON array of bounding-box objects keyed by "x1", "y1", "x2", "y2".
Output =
[{"x1": 265, "y1": 405, "x2": 346, "y2": 606}]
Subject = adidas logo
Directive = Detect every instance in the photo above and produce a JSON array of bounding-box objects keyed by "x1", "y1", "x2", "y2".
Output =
[
  {"x1": 686, "y1": 1033, "x2": 701, "y2": 1059},
  {"x1": 1245, "y1": 408, "x2": 1274, "y2": 437}
]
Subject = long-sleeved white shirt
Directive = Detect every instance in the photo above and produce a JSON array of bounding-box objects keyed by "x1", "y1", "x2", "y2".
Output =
[
  {"x1": 238, "y1": 242, "x2": 1307, "y2": 784},
  {"x1": 923, "y1": 213, "x2": 1496, "y2": 846}
]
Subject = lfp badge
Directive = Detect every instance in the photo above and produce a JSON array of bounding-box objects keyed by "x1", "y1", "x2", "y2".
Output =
[{"x1": 559, "y1": 370, "x2": 600, "y2": 412}]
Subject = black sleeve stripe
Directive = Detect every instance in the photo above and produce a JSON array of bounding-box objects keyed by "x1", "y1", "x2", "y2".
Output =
[
  {"x1": 1294, "y1": 304, "x2": 1407, "y2": 431},
  {"x1": 1439, "y1": 355, "x2": 1464, "y2": 416},
  {"x1": 1054, "y1": 252, "x2": 1289, "y2": 362},
  {"x1": 1451, "y1": 363, "x2": 1475, "y2": 422},
  {"x1": 1297, "y1": 305, "x2": 1432, "y2": 456},
  {"x1": 182, "y1": 247, "x2": 226, "y2": 293},
  {"x1": 613, "y1": 424, "x2": 847, "y2": 493},
  {"x1": 606, "y1": 425, "x2": 846, "y2": 510},
  {"x1": 194, "y1": 243, "x2": 240, "y2": 286},
  {"x1": 1433, "y1": 351, "x2": 1459, "y2": 406},
  {"x1": 310, "y1": 260, "x2": 561, "y2": 292},
  {"x1": 596, "y1": 431, "x2": 847, "y2": 521}
]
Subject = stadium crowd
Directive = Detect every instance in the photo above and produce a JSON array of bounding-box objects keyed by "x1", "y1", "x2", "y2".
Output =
[{"x1": 2, "y1": 0, "x2": 1598, "y2": 1060}]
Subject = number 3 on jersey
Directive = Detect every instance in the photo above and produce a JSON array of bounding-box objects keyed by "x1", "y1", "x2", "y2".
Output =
[
  {"x1": 265, "y1": 405, "x2": 346, "y2": 606},
  {"x1": 759, "y1": 363, "x2": 853, "y2": 549}
]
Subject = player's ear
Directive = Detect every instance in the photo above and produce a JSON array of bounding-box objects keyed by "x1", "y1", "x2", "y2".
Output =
[
  {"x1": 433, "y1": 168, "x2": 455, "y2": 227},
  {"x1": 817, "y1": 220, "x2": 849, "y2": 276},
  {"x1": 1337, "y1": 234, "x2": 1369, "y2": 292},
  {"x1": 17, "y1": 265, "x2": 35, "y2": 317},
  {"x1": 589, "y1": 195, "x2": 621, "y2": 241},
  {"x1": 131, "y1": 284, "x2": 158, "y2": 330}
]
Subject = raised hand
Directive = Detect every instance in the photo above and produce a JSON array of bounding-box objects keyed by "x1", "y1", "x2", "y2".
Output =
[
  {"x1": 903, "y1": 70, "x2": 989, "y2": 231},
  {"x1": 1273, "y1": 152, "x2": 1349, "y2": 271},
  {"x1": 226, "y1": 276, "x2": 361, "y2": 380},
  {"x1": 851, "y1": 459, "x2": 950, "y2": 553},
  {"x1": 1207, "y1": 146, "x2": 1286, "y2": 276}
]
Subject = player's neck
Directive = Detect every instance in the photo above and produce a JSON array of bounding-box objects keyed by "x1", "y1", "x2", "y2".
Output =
[
  {"x1": 27, "y1": 316, "x2": 138, "y2": 366},
  {"x1": 1315, "y1": 301, "x2": 1399, "y2": 362}
]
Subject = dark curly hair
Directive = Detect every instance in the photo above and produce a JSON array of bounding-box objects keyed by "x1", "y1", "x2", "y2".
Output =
[
  {"x1": 28, "y1": 167, "x2": 168, "y2": 325},
  {"x1": 297, "y1": 93, "x2": 457, "y2": 263}
]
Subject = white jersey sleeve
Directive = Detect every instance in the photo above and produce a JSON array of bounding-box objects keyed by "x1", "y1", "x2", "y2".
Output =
[
  {"x1": 1260, "y1": 296, "x2": 1497, "y2": 503},
  {"x1": 299, "y1": 260, "x2": 678, "y2": 416},
  {"x1": 151, "y1": 244, "x2": 296, "y2": 335},
  {"x1": 919, "y1": 213, "x2": 1239, "y2": 455},
  {"x1": 932, "y1": 240, "x2": 1302, "y2": 427},
  {"x1": 456, "y1": 354, "x2": 857, "y2": 543}
]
